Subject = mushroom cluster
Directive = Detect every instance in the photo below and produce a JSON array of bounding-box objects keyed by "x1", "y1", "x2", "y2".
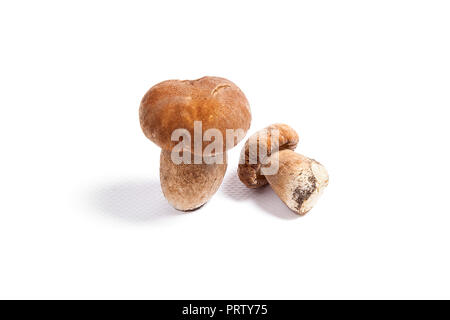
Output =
[
  {"x1": 139, "y1": 76, "x2": 251, "y2": 211},
  {"x1": 238, "y1": 124, "x2": 329, "y2": 215},
  {"x1": 139, "y1": 78, "x2": 328, "y2": 215}
]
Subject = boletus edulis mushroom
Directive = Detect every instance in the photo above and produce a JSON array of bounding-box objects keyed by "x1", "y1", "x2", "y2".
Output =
[
  {"x1": 140, "y1": 76, "x2": 251, "y2": 211},
  {"x1": 238, "y1": 124, "x2": 328, "y2": 215}
]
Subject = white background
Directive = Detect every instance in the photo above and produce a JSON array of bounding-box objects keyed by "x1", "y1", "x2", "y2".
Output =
[{"x1": 1, "y1": 0, "x2": 449, "y2": 299}]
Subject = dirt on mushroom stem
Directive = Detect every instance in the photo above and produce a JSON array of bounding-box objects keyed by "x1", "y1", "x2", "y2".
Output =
[{"x1": 264, "y1": 149, "x2": 329, "y2": 215}]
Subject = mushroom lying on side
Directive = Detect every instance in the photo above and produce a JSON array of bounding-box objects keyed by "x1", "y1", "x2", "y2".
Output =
[
  {"x1": 238, "y1": 124, "x2": 329, "y2": 215},
  {"x1": 140, "y1": 76, "x2": 251, "y2": 211}
]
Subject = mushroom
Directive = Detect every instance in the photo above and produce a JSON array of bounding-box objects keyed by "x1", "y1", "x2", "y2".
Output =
[
  {"x1": 140, "y1": 76, "x2": 251, "y2": 211},
  {"x1": 238, "y1": 124, "x2": 329, "y2": 215}
]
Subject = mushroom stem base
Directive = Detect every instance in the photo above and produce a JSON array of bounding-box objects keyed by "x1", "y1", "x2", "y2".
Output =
[
  {"x1": 265, "y1": 149, "x2": 329, "y2": 215},
  {"x1": 159, "y1": 150, "x2": 227, "y2": 211}
]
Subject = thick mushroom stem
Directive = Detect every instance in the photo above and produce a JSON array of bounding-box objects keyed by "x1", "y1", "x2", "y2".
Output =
[
  {"x1": 264, "y1": 149, "x2": 329, "y2": 215},
  {"x1": 159, "y1": 150, "x2": 227, "y2": 211}
]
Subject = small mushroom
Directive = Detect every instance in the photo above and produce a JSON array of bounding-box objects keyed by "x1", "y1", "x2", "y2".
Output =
[
  {"x1": 238, "y1": 124, "x2": 329, "y2": 215},
  {"x1": 140, "y1": 76, "x2": 251, "y2": 211}
]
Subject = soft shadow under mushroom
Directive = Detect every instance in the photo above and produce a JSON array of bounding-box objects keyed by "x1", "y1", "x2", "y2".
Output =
[
  {"x1": 221, "y1": 169, "x2": 299, "y2": 220},
  {"x1": 90, "y1": 179, "x2": 180, "y2": 222}
]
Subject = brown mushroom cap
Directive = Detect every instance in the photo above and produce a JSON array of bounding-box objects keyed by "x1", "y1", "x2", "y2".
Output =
[
  {"x1": 238, "y1": 123, "x2": 299, "y2": 188},
  {"x1": 159, "y1": 150, "x2": 227, "y2": 211},
  {"x1": 265, "y1": 149, "x2": 329, "y2": 215},
  {"x1": 139, "y1": 76, "x2": 251, "y2": 155}
]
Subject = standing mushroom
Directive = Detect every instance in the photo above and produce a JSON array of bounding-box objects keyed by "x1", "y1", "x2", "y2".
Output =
[
  {"x1": 140, "y1": 76, "x2": 251, "y2": 211},
  {"x1": 238, "y1": 124, "x2": 329, "y2": 215}
]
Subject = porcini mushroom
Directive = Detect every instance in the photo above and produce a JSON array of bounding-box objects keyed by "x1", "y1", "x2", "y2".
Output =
[
  {"x1": 140, "y1": 76, "x2": 251, "y2": 211},
  {"x1": 238, "y1": 124, "x2": 328, "y2": 215}
]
